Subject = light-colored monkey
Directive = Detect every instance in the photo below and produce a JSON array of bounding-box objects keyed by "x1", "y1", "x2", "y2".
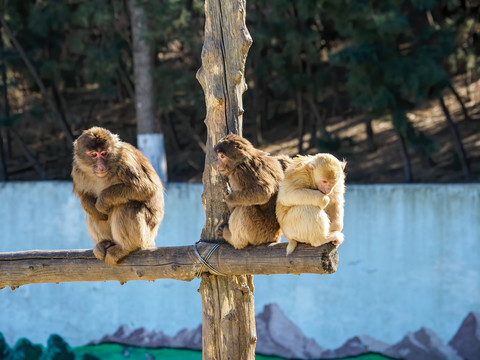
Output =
[
  {"x1": 276, "y1": 153, "x2": 346, "y2": 255},
  {"x1": 72, "y1": 127, "x2": 164, "y2": 265}
]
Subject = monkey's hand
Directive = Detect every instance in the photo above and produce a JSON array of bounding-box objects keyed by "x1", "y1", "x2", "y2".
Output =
[
  {"x1": 320, "y1": 195, "x2": 330, "y2": 208},
  {"x1": 326, "y1": 231, "x2": 344, "y2": 247},
  {"x1": 90, "y1": 211, "x2": 108, "y2": 221},
  {"x1": 226, "y1": 188, "x2": 270, "y2": 208},
  {"x1": 279, "y1": 188, "x2": 329, "y2": 208},
  {"x1": 79, "y1": 194, "x2": 108, "y2": 220},
  {"x1": 95, "y1": 195, "x2": 113, "y2": 215},
  {"x1": 216, "y1": 222, "x2": 226, "y2": 237}
]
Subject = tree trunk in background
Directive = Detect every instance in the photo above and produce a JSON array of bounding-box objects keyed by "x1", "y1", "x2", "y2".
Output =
[
  {"x1": 397, "y1": 131, "x2": 413, "y2": 183},
  {"x1": 438, "y1": 96, "x2": 470, "y2": 178},
  {"x1": 196, "y1": 0, "x2": 254, "y2": 358},
  {"x1": 129, "y1": 0, "x2": 167, "y2": 183},
  {"x1": 0, "y1": 36, "x2": 9, "y2": 181},
  {"x1": 448, "y1": 83, "x2": 471, "y2": 122},
  {"x1": 296, "y1": 90, "x2": 305, "y2": 154},
  {"x1": 0, "y1": 131, "x2": 7, "y2": 181},
  {"x1": 364, "y1": 116, "x2": 377, "y2": 152}
]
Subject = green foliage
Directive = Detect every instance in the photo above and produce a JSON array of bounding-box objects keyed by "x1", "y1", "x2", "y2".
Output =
[
  {"x1": 141, "y1": 0, "x2": 205, "y2": 112},
  {"x1": 0, "y1": 334, "x2": 426, "y2": 360},
  {"x1": 411, "y1": 0, "x2": 438, "y2": 10},
  {"x1": 0, "y1": 0, "x2": 472, "y2": 124},
  {"x1": 247, "y1": 0, "x2": 330, "y2": 96},
  {"x1": 328, "y1": 0, "x2": 458, "y2": 157},
  {"x1": 7, "y1": 338, "x2": 43, "y2": 360},
  {"x1": 74, "y1": 343, "x2": 393, "y2": 360},
  {"x1": 0, "y1": 0, "x2": 476, "y2": 181},
  {"x1": 40, "y1": 335, "x2": 74, "y2": 360},
  {"x1": 330, "y1": 0, "x2": 455, "y2": 112},
  {"x1": 0, "y1": 334, "x2": 11, "y2": 360}
]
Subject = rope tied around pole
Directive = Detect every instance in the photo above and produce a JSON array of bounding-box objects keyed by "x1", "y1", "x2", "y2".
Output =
[{"x1": 193, "y1": 241, "x2": 226, "y2": 277}]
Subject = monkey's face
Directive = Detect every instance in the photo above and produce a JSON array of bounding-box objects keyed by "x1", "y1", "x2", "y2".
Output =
[
  {"x1": 216, "y1": 152, "x2": 231, "y2": 176},
  {"x1": 74, "y1": 127, "x2": 116, "y2": 178},
  {"x1": 86, "y1": 149, "x2": 110, "y2": 177},
  {"x1": 316, "y1": 177, "x2": 337, "y2": 195},
  {"x1": 214, "y1": 135, "x2": 252, "y2": 176},
  {"x1": 311, "y1": 167, "x2": 342, "y2": 195},
  {"x1": 307, "y1": 154, "x2": 345, "y2": 195}
]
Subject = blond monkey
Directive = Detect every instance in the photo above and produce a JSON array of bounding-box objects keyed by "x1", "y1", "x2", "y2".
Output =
[{"x1": 276, "y1": 153, "x2": 346, "y2": 255}]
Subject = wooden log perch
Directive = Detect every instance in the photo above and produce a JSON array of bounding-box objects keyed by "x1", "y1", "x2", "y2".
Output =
[{"x1": 0, "y1": 242, "x2": 338, "y2": 290}]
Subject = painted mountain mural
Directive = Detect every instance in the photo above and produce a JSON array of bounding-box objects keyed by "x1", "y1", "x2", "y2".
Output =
[
  {"x1": 89, "y1": 304, "x2": 479, "y2": 360},
  {"x1": 449, "y1": 312, "x2": 480, "y2": 360}
]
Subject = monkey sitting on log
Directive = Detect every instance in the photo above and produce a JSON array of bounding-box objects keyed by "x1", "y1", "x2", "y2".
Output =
[
  {"x1": 214, "y1": 134, "x2": 291, "y2": 249},
  {"x1": 276, "y1": 153, "x2": 346, "y2": 255},
  {"x1": 72, "y1": 127, "x2": 164, "y2": 265}
]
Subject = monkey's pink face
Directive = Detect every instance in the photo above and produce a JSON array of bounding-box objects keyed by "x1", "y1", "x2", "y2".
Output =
[
  {"x1": 87, "y1": 150, "x2": 110, "y2": 177},
  {"x1": 312, "y1": 171, "x2": 338, "y2": 195},
  {"x1": 216, "y1": 152, "x2": 230, "y2": 176},
  {"x1": 317, "y1": 179, "x2": 337, "y2": 195},
  {"x1": 309, "y1": 165, "x2": 339, "y2": 195}
]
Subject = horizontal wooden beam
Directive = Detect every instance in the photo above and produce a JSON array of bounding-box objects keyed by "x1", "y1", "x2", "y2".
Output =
[{"x1": 0, "y1": 242, "x2": 338, "y2": 290}]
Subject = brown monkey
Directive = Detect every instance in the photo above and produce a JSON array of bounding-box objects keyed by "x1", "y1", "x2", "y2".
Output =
[
  {"x1": 72, "y1": 127, "x2": 164, "y2": 265},
  {"x1": 214, "y1": 134, "x2": 290, "y2": 249},
  {"x1": 276, "y1": 153, "x2": 346, "y2": 255}
]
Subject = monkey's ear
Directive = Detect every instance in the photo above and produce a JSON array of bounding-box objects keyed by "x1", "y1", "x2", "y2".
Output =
[{"x1": 306, "y1": 157, "x2": 317, "y2": 170}]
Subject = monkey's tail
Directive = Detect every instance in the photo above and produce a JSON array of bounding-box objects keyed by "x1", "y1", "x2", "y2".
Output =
[{"x1": 286, "y1": 239, "x2": 298, "y2": 256}]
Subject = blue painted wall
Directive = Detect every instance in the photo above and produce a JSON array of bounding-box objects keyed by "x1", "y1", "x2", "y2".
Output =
[{"x1": 0, "y1": 182, "x2": 479, "y2": 351}]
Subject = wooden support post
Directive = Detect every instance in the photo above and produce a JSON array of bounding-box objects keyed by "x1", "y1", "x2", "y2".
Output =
[{"x1": 196, "y1": 0, "x2": 255, "y2": 358}]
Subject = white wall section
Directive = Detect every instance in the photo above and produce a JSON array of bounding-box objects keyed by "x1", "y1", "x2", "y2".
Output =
[
  {"x1": 0, "y1": 182, "x2": 478, "y2": 350},
  {"x1": 137, "y1": 133, "x2": 168, "y2": 183}
]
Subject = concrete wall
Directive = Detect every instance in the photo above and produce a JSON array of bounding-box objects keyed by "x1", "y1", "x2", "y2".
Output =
[{"x1": 0, "y1": 182, "x2": 479, "y2": 350}]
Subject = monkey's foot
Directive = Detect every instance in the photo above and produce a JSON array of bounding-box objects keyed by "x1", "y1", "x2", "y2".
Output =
[
  {"x1": 216, "y1": 222, "x2": 232, "y2": 240},
  {"x1": 286, "y1": 240, "x2": 298, "y2": 256},
  {"x1": 215, "y1": 223, "x2": 226, "y2": 237},
  {"x1": 104, "y1": 244, "x2": 132, "y2": 266},
  {"x1": 222, "y1": 226, "x2": 233, "y2": 242},
  {"x1": 326, "y1": 231, "x2": 344, "y2": 247},
  {"x1": 93, "y1": 240, "x2": 114, "y2": 261}
]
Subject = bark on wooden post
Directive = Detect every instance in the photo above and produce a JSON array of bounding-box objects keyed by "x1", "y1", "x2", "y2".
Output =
[{"x1": 196, "y1": 0, "x2": 254, "y2": 358}]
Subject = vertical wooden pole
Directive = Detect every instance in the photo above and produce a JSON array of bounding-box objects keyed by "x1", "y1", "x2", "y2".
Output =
[{"x1": 196, "y1": 0, "x2": 254, "y2": 358}]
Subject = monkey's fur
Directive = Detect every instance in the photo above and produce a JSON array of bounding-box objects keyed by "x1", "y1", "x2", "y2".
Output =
[
  {"x1": 214, "y1": 134, "x2": 291, "y2": 249},
  {"x1": 276, "y1": 153, "x2": 346, "y2": 255},
  {"x1": 72, "y1": 127, "x2": 164, "y2": 265}
]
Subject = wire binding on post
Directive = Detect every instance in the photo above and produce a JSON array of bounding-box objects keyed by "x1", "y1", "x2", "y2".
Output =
[{"x1": 193, "y1": 241, "x2": 226, "y2": 277}]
